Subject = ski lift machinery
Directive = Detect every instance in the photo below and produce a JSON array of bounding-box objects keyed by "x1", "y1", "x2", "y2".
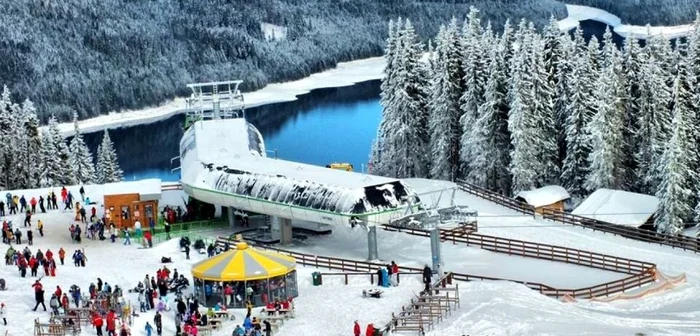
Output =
[{"x1": 387, "y1": 186, "x2": 478, "y2": 274}]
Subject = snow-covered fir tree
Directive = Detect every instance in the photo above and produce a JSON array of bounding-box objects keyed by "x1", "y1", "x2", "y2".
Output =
[
  {"x1": 541, "y1": 16, "x2": 567, "y2": 167},
  {"x1": 0, "y1": 85, "x2": 13, "y2": 188},
  {"x1": 635, "y1": 35, "x2": 673, "y2": 195},
  {"x1": 621, "y1": 36, "x2": 644, "y2": 191},
  {"x1": 561, "y1": 33, "x2": 596, "y2": 197},
  {"x1": 22, "y1": 99, "x2": 43, "y2": 188},
  {"x1": 381, "y1": 19, "x2": 430, "y2": 178},
  {"x1": 466, "y1": 20, "x2": 512, "y2": 194},
  {"x1": 657, "y1": 58, "x2": 696, "y2": 234},
  {"x1": 48, "y1": 116, "x2": 75, "y2": 186},
  {"x1": 370, "y1": 18, "x2": 401, "y2": 176},
  {"x1": 429, "y1": 19, "x2": 464, "y2": 181},
  {"x1": 530, "y1": 28, "x2": 560, "y2": 186},
  {"x1": 459, "y1": 7, "x2": 487, "y2": 176},
  {"x1": 508, "y1": 20, "x2": 539, "y2": 193},
  {"x1": 585, "y1": 45, "x2": 627, "y2": 191},
  {"x1": 39, "y1": 128, "x2": 62, "y2": 187},
  {"x1": 95, "y1": 130, "x2": 123, "y2": 183},
  {"x1": 69, "y1": 112, "x2": 96, "y2": 184}
]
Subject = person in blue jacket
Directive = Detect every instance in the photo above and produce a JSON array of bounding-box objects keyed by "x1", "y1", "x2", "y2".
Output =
[
  {"x1": 381, "y1": 267, "x2": 389, "y2": 287},
  {"x1": 243, "y1": 314, "x2": 253, "y2": 332},
  {"x1": 233, "y1": 325, "x2": 245, "y2": 336},
  {"x1": 145, "y1": 322, "x2": 154, "y2": 336}
]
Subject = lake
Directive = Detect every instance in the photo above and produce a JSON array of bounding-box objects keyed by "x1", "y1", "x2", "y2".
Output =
[
  {"x1": 81, "y1": 80, "x2": 383, "y2": 182},
  {"x1": 80, "y1": 21, "x2": 640, "y2": 182}
]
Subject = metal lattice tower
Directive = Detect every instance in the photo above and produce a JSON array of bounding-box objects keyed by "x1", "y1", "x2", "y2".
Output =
[{"x1": 185, "y1": 80, "x2": 245, "y2": 126}]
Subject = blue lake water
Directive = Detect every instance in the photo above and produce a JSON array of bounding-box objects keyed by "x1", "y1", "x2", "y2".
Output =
[{"x1": 82, "y1": 80, "x2": 383, "y2": 182}]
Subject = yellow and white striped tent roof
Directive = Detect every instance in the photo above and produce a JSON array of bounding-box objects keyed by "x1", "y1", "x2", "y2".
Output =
[{"x1": 191, "y1": 242, "x2": 296, "y2": 281}]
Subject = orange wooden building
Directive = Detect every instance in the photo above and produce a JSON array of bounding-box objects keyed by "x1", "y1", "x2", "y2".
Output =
[{"x1": 102, "y1": 180, "x2": 161, "y2": 229}]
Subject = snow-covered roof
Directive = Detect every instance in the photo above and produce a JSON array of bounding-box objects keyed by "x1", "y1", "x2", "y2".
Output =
[
  {"x1": 571, "y1": 189, "x2": 659, "y2": 227},
  {"x1": 186, "y1": 119, "x2": 416, "y2": 215},
  {"x1": 515, "y1": 186, "x2": 570, "y2": 208},
  {"x1": 101, "y1": 179, "x2": 162, "y2": 201}
]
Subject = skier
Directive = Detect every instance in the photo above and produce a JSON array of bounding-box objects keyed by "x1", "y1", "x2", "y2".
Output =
[
  {"x1": 354, "y1": 320, "x2": 361, "y2": 336},
  {"x1": 422, "y1": 265, "x2": 432, "y2": 293},
  {"x1": 24, "y1": 210, "x2": 32, "y2": 227},
  {"x1": 39, "y1": 196, "x2": 45, "y2": 213},
  {"x1": 144, "y1": 322, "x2": 153, "y2": 336},
  {"x1": 153, "y1": 311, "x2": 162, "y2": 335},
  {"x1": 79, "y1": 186, "x2": 85, "y2": 202},
  {"x1": 58, "y1": 247, "x2": 65, "y2": 265},
  {"x1": 38, "y1": 220, "x2": 44, "y2": 237},
  {"x1": 0, "y1": 302, "x2": 5, "y2": 325},
  {"x1": 93, "y1": 313, "x2": 104, "y2": 336},
  {"x1": 30, "y1": 197, "x2": 37, "y2": 214},
  {"x1": 32, "y1": 279, "x2": 46, "y2": 311}
]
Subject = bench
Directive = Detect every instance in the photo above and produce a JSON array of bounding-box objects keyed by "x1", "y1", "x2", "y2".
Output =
[
  {"x1": 208, "y1": 318, "x2": 223, "y2": 329},
  {"x1": 212, "y1": 311, "x2": 234, "y2": 320},
  {"x1": 393, "y1": 325, "x2": 427, "y2": 334},
  {"x1": 198, "y1": 325, "x2": 212, "y2": 336}
]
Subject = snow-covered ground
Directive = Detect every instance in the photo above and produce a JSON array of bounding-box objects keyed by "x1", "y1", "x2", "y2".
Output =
[
  {"x1": 260, "y1": 23, "x2": 288, "y2": 41},
  {"x1": 558, "y1": 4, "x2": 696, "y2": 39},
  {"x1": 43, "y1": 57, "x2": 384, "y2": 137},
  {"x1": 3, "y1": 179, "x2": 700, "y2": 336}
]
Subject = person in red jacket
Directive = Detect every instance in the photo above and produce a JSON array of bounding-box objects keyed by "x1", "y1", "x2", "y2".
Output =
[
  {"x1": 365, "y1": 323, "x2": 375, "y2": 336},
  {"x1": 61, "y1": 294, "x2": 69, "y2": 313},
  {"x1": 106, "y1": 310, "x2": 116, "y2": 336},
  {"x1": 55, "y1": 286, "x2": 62, "y2": 298},
  {"x1": 354, "y1": 321, "x2": 361, "y2": 336},
  {"x1": 46, "y1": 250, "x2": 53, "y2": 260},
  {"x1": 93, "y1": 313, "x2": 104, "y2": 336},
  {"x1": 143, "y1": 231, "x2": 152, "y2": 248}
]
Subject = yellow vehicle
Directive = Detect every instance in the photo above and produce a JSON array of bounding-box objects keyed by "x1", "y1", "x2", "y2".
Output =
[{"x1": 326, "y1": 163, "x2": 354, "y2": 172}]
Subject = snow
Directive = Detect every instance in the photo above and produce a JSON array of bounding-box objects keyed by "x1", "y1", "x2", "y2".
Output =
[
  {"x1": 260, "y1": 22, "x2": 288, "y2": 41},
  {"x1": 2, "y1": 178, "x2": 700, "y2": 336},
  {"x1": 571, "y1": 189, "x2": 659, "y2": 227},
  {"x1": 41, "y1": 57, "x2": 385, "y2": 137},
  {"x1": 514, "y1": 185, "x2": 570, "y2": 208},
  {"x1": 558, "y1": 4, "x2": 696, "y2": 39}
]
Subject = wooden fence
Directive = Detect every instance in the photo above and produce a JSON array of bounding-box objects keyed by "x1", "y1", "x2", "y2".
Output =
[
  {"x1": 455, "y1": 179, "x2": 700, "y2": 253},
  {"x1": 318, "y1": 271, "x2": 422, "y2": 285},
  {"x1": 214, "y1": 236, "x2": 656, "y2": 299}
]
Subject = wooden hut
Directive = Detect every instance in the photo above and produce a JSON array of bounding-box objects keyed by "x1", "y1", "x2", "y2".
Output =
[{"x1": 515, "y1": 186, "x2": 570, "y2": 214}]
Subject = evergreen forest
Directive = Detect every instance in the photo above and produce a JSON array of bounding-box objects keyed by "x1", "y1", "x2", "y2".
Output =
[{"x1": 370, "y1": 10, "x2": 700, "y2": 235}]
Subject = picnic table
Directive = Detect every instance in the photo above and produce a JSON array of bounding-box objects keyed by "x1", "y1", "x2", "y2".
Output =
[{"x1": 211, "y1": 311, "x2": 235, "y2": 320}]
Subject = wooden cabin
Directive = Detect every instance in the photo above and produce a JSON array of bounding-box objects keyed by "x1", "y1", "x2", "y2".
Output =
[
  {"x1": 102, "y1": 179, "x2": 161, "y2": 229},
  {"x1": 515, "y1": 186, "x2": 571, "y2": 214},
  {"x1": 572, "y1": 189, "x2": 659, "y2": 228}
]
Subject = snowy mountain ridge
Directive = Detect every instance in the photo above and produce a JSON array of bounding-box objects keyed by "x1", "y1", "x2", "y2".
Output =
[{"x1": 558, "y1": 4, "x2": 696, "y2": 39}]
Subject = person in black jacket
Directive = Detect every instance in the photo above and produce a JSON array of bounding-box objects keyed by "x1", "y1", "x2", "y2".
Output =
[
  {"x1": 153, "y1": 311, "x2": 163, "y2": 336},
  {"x1": 422, "y1": 265, "x2": 432, "y2": 293}
]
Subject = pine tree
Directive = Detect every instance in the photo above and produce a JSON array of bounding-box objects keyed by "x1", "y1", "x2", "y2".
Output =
[
  {"x1": 621, "y1": 36, "x2": 644, "y2": 191},
  {"x1": 384, "y1": 19, "x2": 430, "y2": 178},
  {"x1": 0, "y1": 86, "x2": 13, "y2": 188},
  {"x1": 459, "y1": 7, "x2": 486, "y2": 177},
  {"x1": 429, "y1": 19, "x2": 464, "y2": 181},
  {"x1": 585, "y1": 47, "x2": 627, "y2": 191},
  {"x1": 69, "y1": 112, "x2": 96, "y2": 184},
  {"x1": 48, "y1": 116, "x2": 75, "y2": 186},
  {"x1": 372, "y1": 18, "x2": 401, "y2": 177},
  {"x1": 658, "y1": 59, "x2": 695, "y2": 234},
  {"x1": 39, "y1": 129, "x2": 62, "y2": 187},
  {"x1": 561, "y1": 44, "x2": 596, "y2": 197},
  {"x1": 22, "y1": 99, "x2": 42, "y2": 188},
  {"x1": 466, "y1": 20, "x2": 512, "y2": 194},
  {"x1": 530, "y1": 30, "x2": 560, "y2": 186},
  {"x1": 95, "y1": 130, "x2": 123, "y2": 183},
  {"x1": 508, "y1": 20, "x2": 539, "y2": 193},
  {"x1": 542, "y1": 16, "x2": 567, "y2": 168},
  {"x1": 636, "y1": 35, "x2": 673, "y2": 195}
]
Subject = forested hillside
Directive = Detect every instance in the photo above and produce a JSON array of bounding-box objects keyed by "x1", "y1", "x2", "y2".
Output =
[
  {"x1": 0, "y1": 0, "x2": 565, "y2": 122},
  {"x1": 371, "y1": 10, "x2": 700, "y2": 234},
  {"x1": 565, "y1": 0, "x2": 700, "y2": 26}
]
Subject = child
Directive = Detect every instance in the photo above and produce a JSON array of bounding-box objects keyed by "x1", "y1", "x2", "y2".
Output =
[{"x1": 144, "y1": 322, "x2": 153, "y2": 336}]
